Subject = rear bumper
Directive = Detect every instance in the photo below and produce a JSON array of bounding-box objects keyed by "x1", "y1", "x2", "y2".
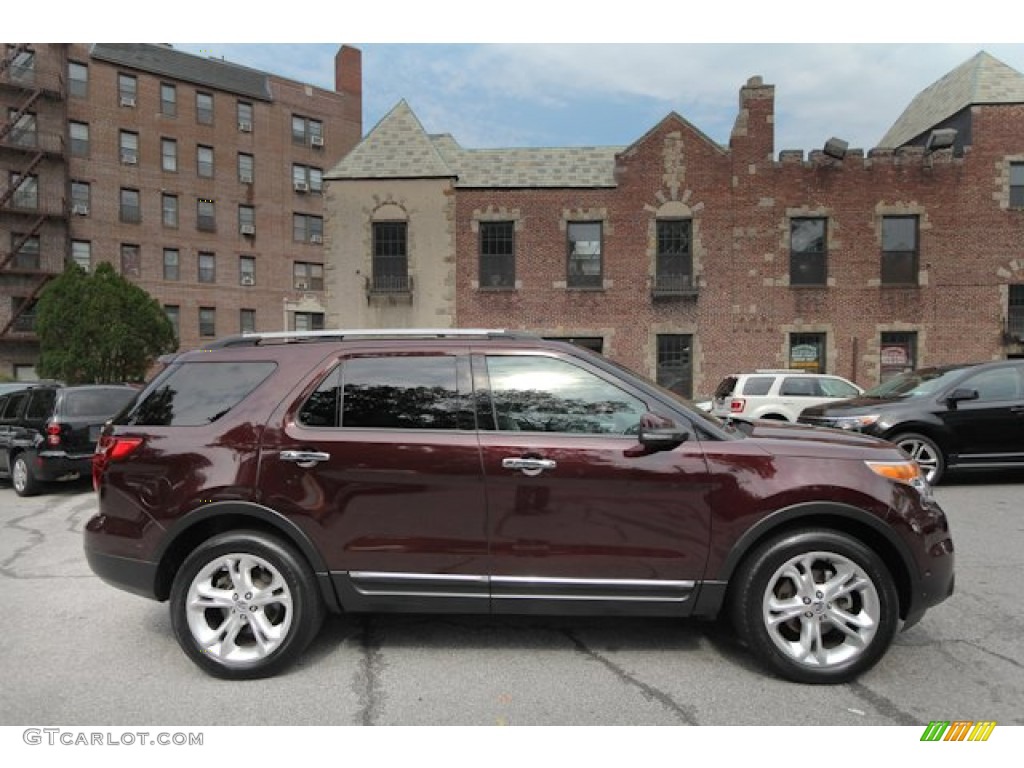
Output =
[
  {"x1": 34, "y1": 451, "x2": 92, "y2": 482},
  {"x1": 83, "y1": 544, "x2": 160, "y2": 601}
]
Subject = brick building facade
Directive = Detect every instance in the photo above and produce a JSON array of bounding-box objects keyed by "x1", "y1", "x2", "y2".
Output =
[
  {"x1": 325, "y1": 52, "x2": 1024, "y2": 399},
  {"x1": 0, "y1": 43, "x2": 362, "y2": 379}
]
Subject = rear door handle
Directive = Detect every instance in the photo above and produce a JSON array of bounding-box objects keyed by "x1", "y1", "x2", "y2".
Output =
[
  {"x1": 502, "y1": 457, "x2": 556, "y2": 475},
  {"x1": 280, "y1": 450, "x2": 331, "y2": 468}
]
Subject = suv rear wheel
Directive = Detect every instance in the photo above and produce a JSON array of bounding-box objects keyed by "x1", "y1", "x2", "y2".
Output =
[
  {"x1": 730, "y1": 529, "x2": 899, "y2": 684},
  {"x1": 169, "y1": 530, "x2": 324, "y2": 679},
  {"x1": 12, "y1": 454, "x2": 41, "y2": 497}
]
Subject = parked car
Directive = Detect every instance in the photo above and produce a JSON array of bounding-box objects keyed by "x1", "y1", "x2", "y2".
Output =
[
  {"x1": 85, "y1": 329, "x2": 953, "y2": 684},
  {"x1": 0, "y1": 383, "x2": 139, "y2": 496},
  {"x1": 710, "y1": 370, "x2": 863, "y2": 422},
  {"x1": 799, "y1": 360, "x2": 1024, "y2": 484}
]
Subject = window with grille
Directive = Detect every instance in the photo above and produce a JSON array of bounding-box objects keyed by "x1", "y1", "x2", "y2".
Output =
[
  {"x1": 881, "y1": 216, "x2": 918, "y2": 285},
  {"x1": 479, "y1": 221, "x2": 515, "y2": 289},
  {"x1": 790, "y1": 218, "x2": 827, "y2": 286},
  {"x1": 656, "y1": 334, "x2": 694, "y2": 398},
  {"x1": 372, "y1": 222, "x2": 409, "y2": 292},
  {"x1": 567, "y1": 222, "x2": 602, "y2": 288}
]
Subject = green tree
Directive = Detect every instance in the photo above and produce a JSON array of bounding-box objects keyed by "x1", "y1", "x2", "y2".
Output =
[{"x1": 34, "y1": 262, "x2": 177, "y2": 384}]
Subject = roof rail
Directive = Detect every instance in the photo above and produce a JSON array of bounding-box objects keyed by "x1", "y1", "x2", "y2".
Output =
[{"x1": 199, "y1": 328, "x2": 537, "y2": 349}]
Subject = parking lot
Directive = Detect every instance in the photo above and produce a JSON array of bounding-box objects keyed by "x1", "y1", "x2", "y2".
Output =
[{"x1": 1, "y1": 472, "x2": 1023, "y2": 727}]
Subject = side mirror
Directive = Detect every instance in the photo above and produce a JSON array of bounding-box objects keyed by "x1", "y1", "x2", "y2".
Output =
[
  {"x1": 946, "y1": 388, "x2": 979, "y2": 407},
  {"x1": 638, "y1": 426, "x2": 690, "y2": 451}
]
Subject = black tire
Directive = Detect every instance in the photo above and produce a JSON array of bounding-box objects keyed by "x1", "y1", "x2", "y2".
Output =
[
  {"x1": 12, "y1": 454, "x2": 41, "y2": 497},
  {"x1": 730, "y1": 529, "x2": 899, "y2": 684},
  {"x1": 890, "y1": 432, "x2": 946, "y2": 485},
  {"x1": 170, "y1": 530, "x2": 324, "y2": 680}
]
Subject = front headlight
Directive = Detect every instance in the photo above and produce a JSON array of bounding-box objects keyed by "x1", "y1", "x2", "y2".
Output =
[
  {"x1": 833, "y1": 414, "x2": 880, "y2": 431},
  {"x1": 865, "y1": 460, "x2": 933, "y2": 502}
]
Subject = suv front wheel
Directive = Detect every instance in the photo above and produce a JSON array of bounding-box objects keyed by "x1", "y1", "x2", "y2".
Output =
[
  {"x1": 891, "y1": 432, "x2": 945, "y2": 485},
  {"x1": 170, "y1": 530, "x2": 324, "y2": 679},
  {"x1": 730, "y1": 529, "x2": 899, "y2": 684}
]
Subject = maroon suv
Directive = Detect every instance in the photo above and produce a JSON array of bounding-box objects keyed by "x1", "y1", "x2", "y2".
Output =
[{"x1": 84, "y1": 329, "x2": 954, "y2": 683}]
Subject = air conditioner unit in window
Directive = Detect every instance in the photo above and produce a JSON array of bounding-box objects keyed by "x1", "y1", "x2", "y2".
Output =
[
  {"x1": 121, "y1": 150, "x2": 137, "y2": 165},
  {"x1": 240, "y1": 173, "x2": 253, "y2": 184},
  {"x1": 240, "y1": 274, "x2": 255, "y2": 286},
  {"x1": 240, "y1": 224, "x2": 256, "y2": 236},
  {"x1": 310, "y1": 136, "x2": 324, "y2": 147},
  {"x1": 72, "y1": 203, "x2": 89, "y2": 216},
  {"x1": 238, "y1": 121, "x2": 252, "y2": 132},
  {"x1": 120, "y1": 96, "x2": 136, "y2": 108},
  {"x1": 295, "y1": 280, "x2": 309, "y2": 290},
  {"x1": 310, "y1": 234, "x2": 323, "y2": 244},
  {"x1": 293, "y1": 181, "x2": 309, "y2": 192}
]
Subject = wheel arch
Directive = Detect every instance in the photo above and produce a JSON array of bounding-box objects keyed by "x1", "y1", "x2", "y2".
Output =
[
  {"x1": 152, "y1": 501, "x2": 340, "y2": 612},
  {"x1": 711, "y1": 502, "x2": 917, "y2": 622}
]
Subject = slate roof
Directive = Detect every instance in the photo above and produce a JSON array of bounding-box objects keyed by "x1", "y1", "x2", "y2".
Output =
[
  {"x1": 327, "y1": 100, "x2": 623, "y2": 187},
  {"x1": 879, "y1": 51, "x2": 1024, "y2": 148},
  {"x1": 90, "y1": 44, "x2": 273, "y2": 102}
]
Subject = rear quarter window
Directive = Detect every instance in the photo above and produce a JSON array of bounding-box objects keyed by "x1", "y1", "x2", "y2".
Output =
[{"x1": 123, "y1": 361, "x2": 276, "y2": 426}]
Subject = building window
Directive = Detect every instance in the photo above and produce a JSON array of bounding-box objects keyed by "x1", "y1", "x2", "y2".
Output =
[
  {"x1": 237, "y1": 101, "x2": 253, "y2": 131},
  {"x1": 71, "y1": 240, "x2": 91, "y2": 271},
  {"x1": 293, "y1": 213, "x2": 323, "y2": 243},
  {"x1": 240, "y1": 308, "x2": 256, "y2": 334},
  {"x1": 238, "y1": 153, "x2": 254, "y2": 183},
  {"x1": 655, "y1": 219, "x2": 693, "y2": 293},
  {"x1": 198, "y1": 307, "x2": 216, "y2": 337},
  {"x1": 119, "y1": 130, "x2": 138, "y2": 164},
  {"x1": 120, "y1": 244, "x2": 141, "y2": 278},
  {"x1": 1009, "y1": 285, "x2": 1024, "y2": 339},
  {"x1": 197, "y1": 145, "x2": 214, "y2": 178},
  {"x1": 196, "y1": 92, "x2": 214, "y2": 125},
  {"x1": 68, "y1": 121, "x2": 90, "y2": 156},
  {"x1": 163, "y1": 248, "x2": 179, "y2": 281},
  {"x1": 880, "y1": 332, "x2": 917, "y2": 383},
  {"x1": 118, "y1": 73, "x2": 137, "y2": 105},
  {"x1": 790, "y1": 217, "x2": 827, "y2": 286},
  {"x1": 160, "y1": 83, "x2": 176, "y2": 117},
  {"x1": 7, "y1": 110, "x2": 36, "y2": 148},
  {"x1": 291, "y1": 115, "x2": 323, "y2": 146},
  {"x1": 197, "y1": 199, "x2": 216, "y2": 232},
  {"x1": 9, "y1": 172, "x2": 37, "y2": 209},
  {"x1": 656, "y1": 334, "x2": 693, "y2": 399},
  {"x1": 292, "y1": 312, "x2": 325, "y2": 332},
  {"x1": 292, "y1": 164, "x2": 322, "y2": 193},
  {"x1": 119, "y1": 188, "x2": 140, "y2": 224},
  {"x1": 70, "y1": 180, "x2": 90, "y2": 213},
  {"x1": 479, "y1": 221, "x2": 515, "y2": 289},
  {"x1": 161, "y1": 138, "x2": 177, "y2": 172},
  {"x1": 11, "y1": 233, "x2": 40, "y2": 270},
  {"x1": 68, "y1": 61, "x2": 88, "y2": 98},
  {"x1": 11, "y1": 297, "x2": 37, "y2": 333},
  {"x1": 789, "y1": 333, "x2": 827, "y2": 373},
  {"x1": 567, "y1": 221, "x2": 602, "y2": 288},
  {"x1": 238, "y1": 205, "x2": 255, "y2": 234},
  {"x1": 1011, "y1": 163, "x2": 1024, "y2": 208},
  {"x1": 371, "y1": 221, "x2": 408, "y2": 292},
  {"x1": 165, "y1": 305, "x2": 180, "y2": 338},
  {"x1": 881, "y1": 215, "x2": 918, "y2": 285},
  {"x1": 162, "y1": 194, "x2": 178, "y2": 228},
  {"x1": 198, "y1": 252, "x2": 216, "y2": 283},
  {"x1": 239, "y1": 256, "x2": 255, "y2": 286},
  {"x1": 293, "y1": 262, "x2": 324, "y2": 291}
]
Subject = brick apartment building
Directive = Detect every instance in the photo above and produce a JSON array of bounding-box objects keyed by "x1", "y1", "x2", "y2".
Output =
[
  {"x1": 0, "y1": 42, "x2": 362, "y2": 379},
  {"x1": 325, "y1": 51, "x2": 1024, "y2": 399}
]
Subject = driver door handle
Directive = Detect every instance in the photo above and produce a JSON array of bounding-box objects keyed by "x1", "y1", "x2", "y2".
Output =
[
  {"x1": 280, "y1": 450, "x2": 331, "y2": 468},
  {"x1": 502, "y1": 457, "x2": 557, "y2": 472}
]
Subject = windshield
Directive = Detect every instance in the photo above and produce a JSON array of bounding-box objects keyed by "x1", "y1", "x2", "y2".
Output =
[{"x1": 862, "y1": 367, "x2": 969, "y2": 398}]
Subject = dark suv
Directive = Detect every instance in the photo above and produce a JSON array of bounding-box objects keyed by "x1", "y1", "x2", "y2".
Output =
[
  {"x1": 0, "y1": 383, "x2": 139, "y2": 496},
  {"x1": 85, "y1": 329, "x2": 954, "y2": 684},
  {"x1": 799, "y1": 360, "x2": 1024, "y2": 484}
]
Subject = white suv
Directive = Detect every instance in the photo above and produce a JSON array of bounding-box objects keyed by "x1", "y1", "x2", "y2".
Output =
[{"x1": 710, "y1": 370, "x2": 862, "y2": 422}]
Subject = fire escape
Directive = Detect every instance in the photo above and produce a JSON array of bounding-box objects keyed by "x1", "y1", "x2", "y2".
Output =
[{"x1": 0, "y1": 44, "x2": 68, "y2": 340}]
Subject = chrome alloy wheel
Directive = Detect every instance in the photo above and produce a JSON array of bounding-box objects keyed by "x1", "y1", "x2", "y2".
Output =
[
  {"x1": 184, "y1": 553, "x2": 294, "y2": 667},
  {"x1": 12, "y1": 458, "x2": 29, "y2": 494},
  {"x1": 895, "y1": 437, "x2": 941, "y2": 483},
  {"x1": 762, "y1": 550, "x2": 880, "y2": 670}
]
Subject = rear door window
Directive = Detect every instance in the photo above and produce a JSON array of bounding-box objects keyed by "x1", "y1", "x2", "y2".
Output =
[{"x1": 741, "y1": 377, "x2": 775, "y2": 396}]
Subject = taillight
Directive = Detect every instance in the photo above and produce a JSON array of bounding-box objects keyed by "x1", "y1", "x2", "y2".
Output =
[
  {"x1": 729, "y1": 398, "x2": 746, "y2": 413},
  {"x1": 92, "y1": 435, "x2": 143, "y2": 491},
  {"x1": 46, "y1": 422, "x2": 63, "y2": 447}
]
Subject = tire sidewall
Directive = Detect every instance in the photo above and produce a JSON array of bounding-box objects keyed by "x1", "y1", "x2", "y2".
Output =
[
  {"x1": 733, "y1": 529, "x2": 899, "y2": 685},
  {"x1": 169, "y1": 530, "x2": 323, "y2": 680},
  {"x1": 892, "y1": 432, "x2": 946, "y2": 485}
]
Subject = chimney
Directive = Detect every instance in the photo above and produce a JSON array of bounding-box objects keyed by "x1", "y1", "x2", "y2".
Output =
[
  {"x1": 729, "y1": 76, "x2": 775, "y2": 163},
  {"x1": 335, "y1": 45, "x2": 362, "y2": 135}
]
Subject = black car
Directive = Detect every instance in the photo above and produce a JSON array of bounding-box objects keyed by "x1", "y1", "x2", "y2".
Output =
[
  {"x1": 799, "y1": 360, "x2": 1024, "y2": 484},
  {"x1": 0, "y1": 383, "x2": 139, "y2": 496}
]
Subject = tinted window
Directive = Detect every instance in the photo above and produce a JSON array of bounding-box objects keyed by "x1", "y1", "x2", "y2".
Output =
[
  {"x1": 340, "y1": 356, "x2": 465, "y2": 430},
  {"x1": 713, "y1": 376, "x2": 738, "y2": 399},
  {"x1": 779, "y1": 377, "x2": 819, "y2": 397},
  {"x1": 1, "y1": 392, "x2": 28, "y2": 420},
  {"x1": 25, "y1": 389, "x2": 57, "y2": 419},
  {"x1": 486, "y1": 355, "x2": 646, "y2": 434},
  {"x1": 63, "y1": 388, "x2": 136, "y2": 418},
  {"x1": 741, "y1": 377, "x2": 774, "y2": 396},
  {"x1": 960, "y1": 368, "x2": 1022, "y2": 402},
  {"x1": 863, "y1": 367, "x2": 969, "y2": 398},
  {"x1": 125, "y1": 362, "x2": 275, "y2": 426}
]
